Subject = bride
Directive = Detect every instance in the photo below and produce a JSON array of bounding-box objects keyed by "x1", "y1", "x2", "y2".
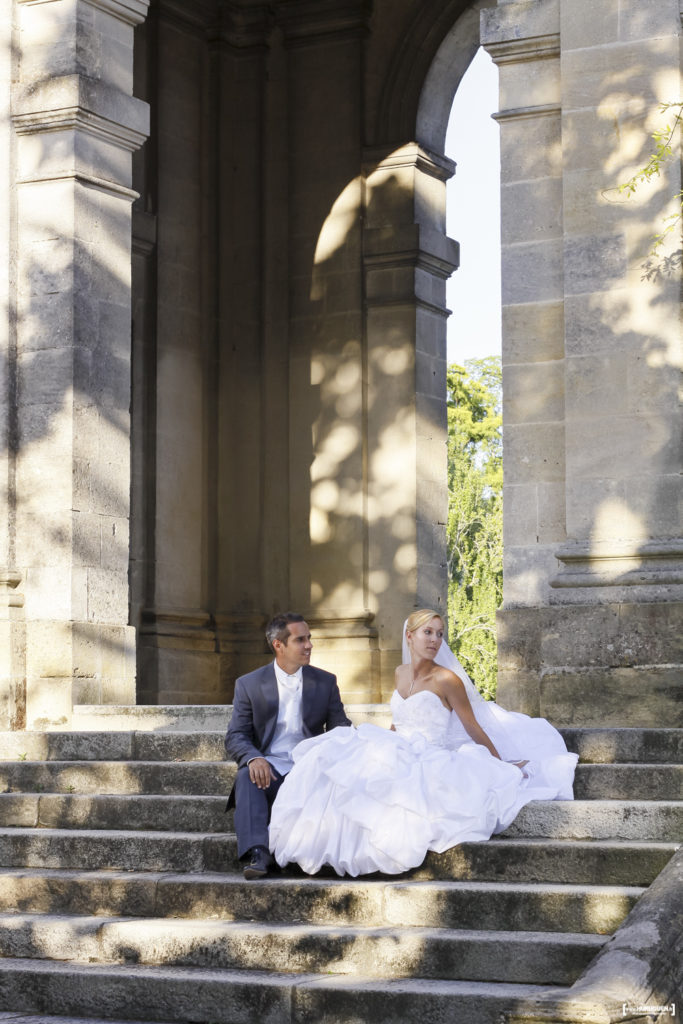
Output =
[{"x1": 268, "y1": 609, "x2": 578, "y2": 877}]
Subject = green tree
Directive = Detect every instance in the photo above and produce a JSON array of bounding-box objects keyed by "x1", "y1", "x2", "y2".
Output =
[{"x1": 447, "y1": 357, "x2": 502, "y2": 700}]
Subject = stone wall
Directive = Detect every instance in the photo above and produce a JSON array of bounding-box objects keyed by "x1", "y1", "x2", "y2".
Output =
[
  {"x1": 0, "y1": 0, "x2": 680, "y2": 722},
  {"x1": 1, "y1": 0, "x2": 149, "y2": 727},
  {"x1": 482, "y1": 0, "x2": 682, "y2": 724}
]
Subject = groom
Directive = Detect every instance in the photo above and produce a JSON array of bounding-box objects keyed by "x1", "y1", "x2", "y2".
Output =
[{"x1": 225, "y1": 612, "x2": 351, "y2": 879}]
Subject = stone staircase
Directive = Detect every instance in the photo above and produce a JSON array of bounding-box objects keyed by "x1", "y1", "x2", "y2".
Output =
[{"x1": 0, "y1": 708, "x2": 679, "y2": 1024}]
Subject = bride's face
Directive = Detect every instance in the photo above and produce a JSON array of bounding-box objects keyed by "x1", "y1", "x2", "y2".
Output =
[{"x1": 408, "y1": 617, "x2": 444, "y2": 659}]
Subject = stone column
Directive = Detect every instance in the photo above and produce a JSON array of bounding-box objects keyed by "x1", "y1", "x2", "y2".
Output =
[
  {"x1": 363, "y1": 143, "x2": 459, "y2": 697},
  {"x1": 483, "y1": 0, "x2": 682, "y2": 726},
  {"x1": 546, "y1": 0, "x2": 683, "y2": 724},
  {"x1": 7, "y1": 0, "x2": 149, "y2": 727},
  {"x1": 135, "y1": 2, "x2": 222, "y2": 704},
  {"x1": 275, "y1": 2, "x2": 381, "y2": 700},
  {"x1": 482, "y1": 0, "x2": 565, "y2": 713}
]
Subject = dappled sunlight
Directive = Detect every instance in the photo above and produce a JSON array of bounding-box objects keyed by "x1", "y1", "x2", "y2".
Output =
[
  {"x1": 581, "y1": 890, "x2": 636, "y2": 937},
  {"x1": 369, "y1": 343, "x2": 412, "y2": 377},
  {"x1": 591, "y1": 501, "x2": 647, "y2": 547},
  {"x1": 368, "y1": 413, "x2": 414, "y2": 495},
  {"x1": 311, "y1": 423, "x2": 360, "y2": 476},
  {"x1": 312, "y1": 177, "x2": 362, "y2": 270}
]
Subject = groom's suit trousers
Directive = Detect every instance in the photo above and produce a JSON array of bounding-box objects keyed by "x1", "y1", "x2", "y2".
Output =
[
  {"x1": 231, "y1": 764, "x2": 286, "y2": 859},
  {"x1": 225, "y1": 662, "x2": 351, "y2": 859}
]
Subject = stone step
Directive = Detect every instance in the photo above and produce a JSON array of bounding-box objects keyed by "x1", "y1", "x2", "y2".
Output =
[
  {"x1": 0, "y1": 732, "x2": 227, "y2": 763},
  {"x1": 498, "y1": 798, "x2": 682, "y2": 842},
  {"x1": 1, "y1": 760, "x2": 678, "y2": 800},
  {"x1": 572, "y1": 763, "x2": 682, "y2": 800},
  {"x1": 0, "y1": 1017, "x2": 177, "y2": 1024},
  {"x1": 0, "y1": 761, "x2": 237, "y2": 796},
  {"x1": 66, "y1": 704, "x2": 392, "y2": 733},
  {"x1": 1, "y1": 725, "x2": 680, "y2": 764},
  {"x1": 0, "y1": 868, "x2": 644, "y2": 933},
  {"x1": 414, "y1": 838, "x2": 677, "y2": 887},
  {"x1": 0, "y1": 828, "x2": 234, "y2": 874},
  {"x1": 0, "y1": 911, "x2": 607, "y2": 985},
  {"x1": 0, "y1": 793, "x2": 679, "y2": 840},
  {"x1": 561, "y1": 727, "x2": 683, "y2": 764},
  {"x1": 0, "y1": 958, "x2": 569, "y2": 1024},
  {"x1": 0, "y1": 828, "x2": 675, "y2": 885},
  {"x1": 0, "y1": 1015, "x2": 177, "y2": 1024}
]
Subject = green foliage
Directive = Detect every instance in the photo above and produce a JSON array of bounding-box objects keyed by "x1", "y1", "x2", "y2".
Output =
[{"x1": 446, "y1": 357, "x2": 503, "y2": 701}]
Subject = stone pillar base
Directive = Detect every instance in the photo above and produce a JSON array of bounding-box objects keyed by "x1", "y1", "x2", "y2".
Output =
[
  {"x1": 137, "y1": 610, "x2": 222, "y2": 705},
  {"x1": 24, "y1": 621, "x2": 136, "y2": 729},
  {"x1": 497, "y1": 602, "x2": 683, "y2": 727},
  {"x1": 0, "y1": 573, "x2": 26, "y2": 731},
  {"x1": 308, "y1": 617, "x2": 380, "y2": 704}
]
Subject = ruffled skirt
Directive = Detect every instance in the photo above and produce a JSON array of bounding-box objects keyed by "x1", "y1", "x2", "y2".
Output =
[{"x1": 269, "y1": 724, "x2": 575, "y2": 876}]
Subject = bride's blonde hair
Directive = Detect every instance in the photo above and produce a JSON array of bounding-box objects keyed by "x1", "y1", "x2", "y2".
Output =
[{"x1": 405, "y1": 608, "x2": 444, "y2": 634}]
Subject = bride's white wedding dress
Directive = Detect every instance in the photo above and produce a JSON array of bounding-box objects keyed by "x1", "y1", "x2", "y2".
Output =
[{"x1": 269, "y1": 685, "x2": 578, "y2": 877}]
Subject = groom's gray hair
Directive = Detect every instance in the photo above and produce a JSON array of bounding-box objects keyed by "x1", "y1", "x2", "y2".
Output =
[{"x1": 265, "y1": 612, "x2": 305, "y2": 651}]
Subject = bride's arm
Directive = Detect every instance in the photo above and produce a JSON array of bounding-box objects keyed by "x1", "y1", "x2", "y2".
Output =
[{"x1": 442, "y1": 673, "x2": 502, "y2": 759}]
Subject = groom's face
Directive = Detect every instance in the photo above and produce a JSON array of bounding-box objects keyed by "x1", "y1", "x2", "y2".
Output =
[{"x1": 273, "y1": 620, "x2": 313, "y2": 674}]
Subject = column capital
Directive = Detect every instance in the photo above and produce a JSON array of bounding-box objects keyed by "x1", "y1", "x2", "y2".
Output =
[
  {"x1": 82, "y1": 0, "x2": 150, "y2": 27},
  {"x1": 13, "y1": 75, "x2": 149, "y2": 152},
  {"x1": 363, "y1": 142, "x2": 455, "y2": 184},
  {"x1": 481, "y1": 0, "x2": 560, "y2": 65},
  {"x1": 17, "y1": 0, "x2": 150, "y2": 28}
]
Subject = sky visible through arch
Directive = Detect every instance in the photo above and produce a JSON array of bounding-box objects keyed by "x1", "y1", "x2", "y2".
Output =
[{"x1": 446, "y1": 47, "x2": 501, "y2": 365}]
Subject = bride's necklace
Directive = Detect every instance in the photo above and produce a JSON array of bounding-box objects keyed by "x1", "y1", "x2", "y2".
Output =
[{"x1": 408, "y1": 665, "x2": 429, "y2": 695}]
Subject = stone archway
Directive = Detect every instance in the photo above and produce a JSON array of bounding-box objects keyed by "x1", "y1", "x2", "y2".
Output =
[
  {"x1": 2, "y1": 0, "x2": 679, "y2": 727},
  {"x1": 126, "y1": 0, "x2": 683, "y2": 722}
]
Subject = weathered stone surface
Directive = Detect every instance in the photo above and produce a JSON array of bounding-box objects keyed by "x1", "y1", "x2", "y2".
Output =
[
  {"x1": 506, "y1": 849, "x2": 683, "y2": 1024},
  {"x1": 0, "y1": 912, "x2": 605, "y2": 986},
  {"x1": 0, "y1": 711, "x2": 678, "y2": 1023},
  {"x1": 497, "y1": 605, "x2": 683, "y2": 726},
  {"x1": 573, "y1": 765, "x2": 682, "y2": 801}
]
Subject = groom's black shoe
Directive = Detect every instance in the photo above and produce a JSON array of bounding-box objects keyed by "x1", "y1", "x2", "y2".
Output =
[{"x1": 243, "y1": 845, "x2": 274, "y2": 880}]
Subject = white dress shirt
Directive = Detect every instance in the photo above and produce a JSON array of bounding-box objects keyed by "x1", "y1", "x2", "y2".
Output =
[{"x1": 264, "y1": 661, "x2": 306, "y2": 775}]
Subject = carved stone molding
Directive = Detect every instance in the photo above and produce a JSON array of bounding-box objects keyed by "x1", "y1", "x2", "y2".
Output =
[
  {"x1": 363, "y1": 223, "x2": 459, "y2": 308},
  {"x1": 362, "y1": 144, "x2": 459, "y2": 292},
  {"x1": 481, "y1": 0, "x2": 560, "y2": 65},
  {"x1": 17, "y1": 0, "x2": 150, "y2": 27},
  {"x1": 0, "y1": 572, "x2": 24, "y2": 611},
  {"x1": 551, "y1": 541, "x2": 683, "y2": 589},
  {"x1": 12, "y1": 76, "x2": 149, "y2": 152},
  {"x1": 363, "y1": 142, "x2": 455, "y2": 184},
  {"x1": 275, "y1": 0, "x2": 371, "y2": 45},
  {"x1": 82, "y1": 0, "x2": 150, "y2": 25},
  {"x1": 139, "y1": 608, "x2": 217, "y2": 651},
  {"x1": 493, "y1": 103, "x2": 561, "y2": 125},
  {"x1": 15, "y1": 169, "x2": 139, "y2": 200},
  {"x1": 307, "y1": 614, "x2": 377, "y2": 642},
  {"x1": 215, "y1": 614, "x2": 268, "y2": 651},
  {"x1": 484, "y1": 33, "x2": 560, "y2": 66}
]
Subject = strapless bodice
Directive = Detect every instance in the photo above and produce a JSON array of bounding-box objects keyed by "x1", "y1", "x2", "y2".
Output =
[{"x1": 390, "y1": 689, "x2": 451, "y2": 748}]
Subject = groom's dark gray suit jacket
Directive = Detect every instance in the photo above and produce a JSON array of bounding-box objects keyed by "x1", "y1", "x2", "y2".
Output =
[{"x1": 224, "y1": 662, "x2": 351, "y2": 807}]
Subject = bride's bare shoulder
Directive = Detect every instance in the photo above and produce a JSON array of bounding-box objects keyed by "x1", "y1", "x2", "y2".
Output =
[
  {"x1": 435, "y1": 664, "x2": 465, "y2": 692},
  {"x1": 395, "y1": 663, "x2": 410, "y2": 685}
]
